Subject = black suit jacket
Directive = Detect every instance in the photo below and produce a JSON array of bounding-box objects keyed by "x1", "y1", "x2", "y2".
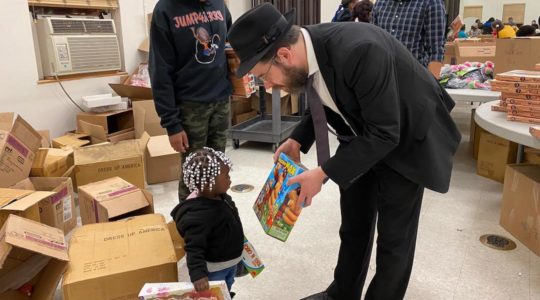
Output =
[{"x1": 290, "y1": 23, "x2": 461, "y2": 193}]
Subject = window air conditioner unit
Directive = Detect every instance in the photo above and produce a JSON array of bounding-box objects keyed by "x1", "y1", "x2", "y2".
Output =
[{"x1": 37, "y1": 18, "x2": 121, "y2": 76}]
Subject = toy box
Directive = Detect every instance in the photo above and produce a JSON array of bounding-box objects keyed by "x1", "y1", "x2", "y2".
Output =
[
  {"x1": 253, "y1": 153, "x2": 306, "y2": 241},
  {"x1": 138, "y1": 281, "x2": 230, "y2": 300},
  {"x1": 241, "y1": 237, "x2": 264, "y2": 277}
]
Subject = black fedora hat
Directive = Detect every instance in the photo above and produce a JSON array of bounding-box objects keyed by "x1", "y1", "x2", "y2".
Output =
[{"x1": 228, "y1": 3, "x2": 295, "y2": 77}]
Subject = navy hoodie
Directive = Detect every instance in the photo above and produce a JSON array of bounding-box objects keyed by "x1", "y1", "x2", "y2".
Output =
[{"x1": 149, "y1": 0, "x2": 232, "y2": 136}]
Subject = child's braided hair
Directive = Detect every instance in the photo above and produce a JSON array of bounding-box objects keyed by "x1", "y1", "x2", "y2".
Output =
[{"x1": 183, "y1": 147, "x2": 232, "y2": 193}]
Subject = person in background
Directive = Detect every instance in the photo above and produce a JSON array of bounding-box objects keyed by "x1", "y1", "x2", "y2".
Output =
[
  {"x1": 332, "y1": 0, "x2": 359, "y2": 22},
  {"x1": 483, "y1": 17, "x2": 495, "y2": 34},
  {"x1": 492, "y1": 20, "x2": 516, "y2": 38},
  {"x1": 507, "y1": 17, "x2": 516, "y2": 26},
  {"x1": 458, "y1": 25, "x2": 468, "y2": 38},
  {"x1": 171, "y1": 148, "x2": 243, "y2": 298},
  {"x1": 475, "y1": 19, "x2": 483, "y2": 30},
  {"x1": 372, "y1": 0, "x2": 446, "y2": 79},
  {"x1": 468, "y1": 25, "x2": 481, "y2": 37},
  {"x1": 351, "y1": 0, "x2": 373, "y2": 23},
  {"x1": 149, "y1": 0, "x2": 232, "y2": 202},
  {"x1": 516, "y1": 25, "x2": 536, "y2": 37},
  {"x1": 228, "y1": 4, "x2": 461, "y2": 300}
]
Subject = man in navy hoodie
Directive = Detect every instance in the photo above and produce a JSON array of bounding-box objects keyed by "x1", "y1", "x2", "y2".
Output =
[{"x1": 149, "y1": 0, "x2": 232, "y2": 201}]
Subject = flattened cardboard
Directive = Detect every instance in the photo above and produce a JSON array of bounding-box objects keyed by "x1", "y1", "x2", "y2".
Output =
[
  {"x1": 78, "y1": 177, "x2": 154, "y2": 225},
  {"x1": 10, "y1": 177, "x2": 77, "y2": 234},
  {"x1": 146, "y1": 135, "x2": 180, "y2": 184},
  {"x1": 500, "y1": 164, "x2": 540, "y2": 256},
  {"x1": 0, "y1": 189, "x2": 53, "y2": 229},
  {"x1": 0, "y1": 214, "x2": 68, "y2": 299},
  {"x1": 0, "y1": 113, "x2": 42, "y2": 188},
  {"x1": 31, "y1": 147, "x2": 74, "y2": 177},
  {"x1": 52, "y1": 133, "x2": 91, "y2": 149},
  {"x1": 74, "y1": 139, "x2": 145, "y2": 188},
  {"x1": 62, "y1": 214, "x2": 178, "y2": 300}
]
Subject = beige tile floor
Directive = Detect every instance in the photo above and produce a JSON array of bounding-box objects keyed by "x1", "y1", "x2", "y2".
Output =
[{"x1": 56, "y1": 103, "x2": 540, "y2": 299}]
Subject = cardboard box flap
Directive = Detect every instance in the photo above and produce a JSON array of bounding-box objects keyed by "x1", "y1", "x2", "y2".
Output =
[
  {"x1": 132, "y1": 100, "x2": 167, "y2": 138},
  {"x1": 25, "y1": 177, "x2": 70, "y2": 191},
  {"x1": 8, "y1": 178, "x2": 36, "y2": 191},
  {"x1": 52, "y1": 133, "x2": 91, "y2": 149},
  {"x1": 37, "y1": 130, "x2": 51, "y2": 148},
  {"x1": 63, "y1": 214, "x2": 177, "y2": 284},
  {"x1": 109, "y1": 83, "x2": 153, "y2": 100},
  {"x1": 167, "y1": 221, "x2": 185, "y2": 261},
  {"x1": 511, "y1": 164, "x2": 540, "y2": 181},
  {"x1": 0, "y1": 112, "x2": 15, "y2": 131},
  {"x1": 99, "y1": 192, "x2": 150, "y2": 218},
  {"x1": 11, "y1": 115, "x2": 42, "y2": 152},
  {"x1": 0, "y1": 214, "x2": 68, "y2": 267},
  {"x1": 147, "y1": 135, "x2": 176, "y2": 157},
  {"x1": 79, "y1": 177, "x2": 136, "y2": 199},
  {"x1": 138, "y1": 37, "x2": 149, "y2": 53},
  {"x1": 2, "y1": 191, "x2": 54, "y2": 211},
  {"x1": 138, "y1": 132, "x2": 150, "y2": 153},
  {"x1": 0, "y1": 188, "x2": 34, "y2": 207},
  {"x1": 75, "y1": 140, "x2": 141, "y2": 165},
  {"x1": 77, "y1": 120, "x2": 108, "y2": 141},
  {"x1": 133, "y1": 104, "x2": 145, "y2": 139}
]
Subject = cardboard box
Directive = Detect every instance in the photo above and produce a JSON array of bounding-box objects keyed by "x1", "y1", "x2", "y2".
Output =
[
  {"x1": 133, "y1": 101, "x2": 180, "y2": 184},
  {"x1": 470, "y1": 109, "x2": 486, "y2": 159},
  {"x1": 495, "y1": 37, "x2": 540, "y2": 75},
  {"x1": 0, "y1": 113, "x2": 42, "y2": 188},
  {"x1": 10, "y1": 177, "x2": 77, "y2": 234},
  {"x1": 138, "y1": 281, "x2": 231, "y2": 300},
  {"x1": 145, "y1": 135, "x2": 180, "y2": 184},
  {"x1": 78, "y1": 176, "x2": 154, "y2": 225},
  {"x1": 500, "y1": 164, "x2": 540, "y2": 256},
  {"x1": 133, "y1": 100, "x2": 167, "y2": 137},
  {"x1": 251, "y1": 90, "x2": 298, "y2": 116},
  {"x1": 523, "y1": 147, "x2": 540, "y2": 164},
  {"x1": 454, "y1": 39, "x2": 496, "y2": 64},
  {"x1": 476, "y1": 131, "x2": 518, "y2": 183},
  {"x1": 62, "y1": 214, "x2": 178, "y2": 300},
  {"x1": 0, "y1": 214, "x2": 69, "y2": 300},
  {"x1": 109, "y1": 65, "x2": 153, "y2": 100},
  {"x1": 37, "y1": 130, "x2": 51, "y2": 148},
  {"x1": 30, "y1": 147, "x2": 74, "y2": 177},
  {"x1": 0, "y1": 189, "x2": 53, "y2": 229},
  {"x1": 233, "y1": 110, "x2": 257, "y2": 125},
  {"x1": 254, "y1": 153, "x2": 305, "y2": 242},
  {"x1": 443, "y1": 42, "x2": 456, "y2": 65},
  {"x1": 52, "y1": 133, "x2": 91, "y2": 149},
  {"x1": 76, "y1": 109, "x2": 134, "y2": 144},
  {"x1": 74, "y1": 139, "x2": 146, "y2": 189}
]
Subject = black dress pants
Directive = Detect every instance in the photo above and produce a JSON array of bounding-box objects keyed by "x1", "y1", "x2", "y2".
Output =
[{"x1": 326, "y1": 163, "x2": 424, "y2": 300}]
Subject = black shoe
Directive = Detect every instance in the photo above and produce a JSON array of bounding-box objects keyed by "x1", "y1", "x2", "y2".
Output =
[
  {"x1": 234, "y1": 261, "x2": 249, "y2": 277},
  {"x1": 300, "y1": 291, "x2": 334, "y2": 300}
]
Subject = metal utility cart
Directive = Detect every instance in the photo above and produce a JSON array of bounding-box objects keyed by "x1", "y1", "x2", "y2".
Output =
[{"x1": 229, "y1": 85, "x2": 302, "y2": 151}]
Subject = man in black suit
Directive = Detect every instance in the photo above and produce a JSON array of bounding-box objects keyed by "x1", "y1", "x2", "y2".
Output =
[{"x1": 229, "y1": 4, "x2": 461, "y2": 300}]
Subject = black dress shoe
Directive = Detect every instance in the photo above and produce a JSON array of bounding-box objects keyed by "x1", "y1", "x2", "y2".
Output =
[{"x1": 300, "y1": 291, "x2": 334, "y2": 300}]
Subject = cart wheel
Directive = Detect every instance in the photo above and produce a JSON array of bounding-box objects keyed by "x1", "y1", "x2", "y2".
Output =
[{"x1": 233, "y1": 139, "x2": 240, "y2": 149}]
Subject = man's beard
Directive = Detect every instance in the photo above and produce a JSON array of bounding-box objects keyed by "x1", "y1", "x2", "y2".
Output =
[{"x1": 277, "y1": 64, "x2": 308, "y2": 93}]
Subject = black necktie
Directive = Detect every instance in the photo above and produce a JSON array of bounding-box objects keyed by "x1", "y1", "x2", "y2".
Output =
[{"x1": 306, "y1": 76, "x2": 330, "y2": 166}]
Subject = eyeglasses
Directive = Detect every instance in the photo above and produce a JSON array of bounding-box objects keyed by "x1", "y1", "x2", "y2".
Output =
[{"x1": 258, "y1": 56, "x2": 276, "y2": 82}]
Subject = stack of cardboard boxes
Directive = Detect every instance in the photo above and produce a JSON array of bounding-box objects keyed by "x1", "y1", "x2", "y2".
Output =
[{"x1": 0, "y1": 112, "x2": 185, "y2": 299}]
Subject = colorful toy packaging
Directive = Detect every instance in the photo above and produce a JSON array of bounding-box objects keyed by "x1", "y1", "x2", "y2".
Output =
[
  {"x1": 138, "y1": 281, "x2": 231, "y2": 300},
  {"x1": 253, "y1": 153, "x2": 306, "y2": 242},
  {"x1": 241, "y1": 236, "x2": 264, "y2": 277}
]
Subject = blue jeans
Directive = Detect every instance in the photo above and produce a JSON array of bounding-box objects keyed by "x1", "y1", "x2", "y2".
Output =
[{"x1": 208, "y1": 264, "x2": 237, "y2": 292}]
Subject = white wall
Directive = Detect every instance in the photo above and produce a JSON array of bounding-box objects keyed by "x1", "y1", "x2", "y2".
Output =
[
  {"x1": 0, "y1": 0, "x2": 151, "y2": 138},
  {"x1": 460, "y1": 0, "x2": 540, "y2": 25},
  {"x1": 321, "y1": 1, "x2": 340, "y2": 23}
]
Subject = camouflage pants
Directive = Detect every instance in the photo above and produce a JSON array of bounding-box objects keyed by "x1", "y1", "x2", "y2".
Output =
[{"x1": 178, "y1": 100, "x2": 229, "y2": 201}]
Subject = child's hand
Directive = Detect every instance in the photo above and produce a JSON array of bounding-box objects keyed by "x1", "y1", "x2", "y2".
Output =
[{"x1": 194, "y1": 277, "x2": 209, "y2": 292}]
